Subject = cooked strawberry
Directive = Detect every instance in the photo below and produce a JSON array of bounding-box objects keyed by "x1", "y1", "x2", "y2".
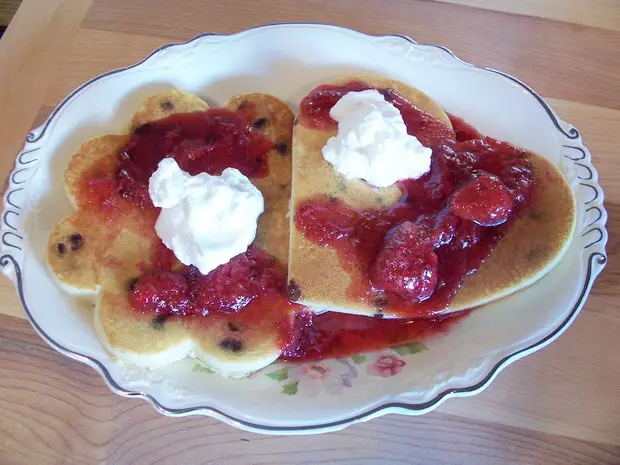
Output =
[
  {"x1": 370, "y1": 222, "x2": 438, "y2": 303},
  {"x1": 130, "y1": 271, "x2": 192, "y2": 315},
  {"x1": 449, "y1": 174, "x2": 513, "y2": 226}
]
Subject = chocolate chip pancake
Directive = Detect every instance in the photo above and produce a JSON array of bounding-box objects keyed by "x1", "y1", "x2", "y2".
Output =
[{"x1": 47, "y1": 89, "x2": 294, "y2": 377}]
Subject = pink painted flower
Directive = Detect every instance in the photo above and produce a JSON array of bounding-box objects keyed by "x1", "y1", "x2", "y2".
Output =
[
  {"x1": 366, "y1": 354, "x2": 406, "y2": 377},
  {"x1": 287, "y1": 360, "x2": 355, "y2": 396}
]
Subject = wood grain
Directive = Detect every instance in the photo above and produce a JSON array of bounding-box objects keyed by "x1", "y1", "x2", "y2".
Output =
[
  {"x1": 83, "y1": 0, "x2": 620, "y2": 109},
  {"x1": 43, "y1": 29, "x2": 169, "y2": 108},
  {"x1": 0, "y1": 281, "x2": 22, "y2": 318},
  {"x1": 442, "y1": 291, "x2": 620, "y2": 444},
  {"x1": 0, "y1": 0, "x2": 618, "y2": 462},
  {"x1": 0, "y1": 0, "x2": 91, "y2": 195},
  {"x1": 0, "y1": 314, "x2": 618, "y2": 465},
  {"x1": 434, "y1": 0, "x2": 620, "y2": 32}
]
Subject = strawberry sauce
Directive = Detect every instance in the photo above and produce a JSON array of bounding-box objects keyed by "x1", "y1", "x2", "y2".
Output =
[
  {"x1": 280, "y1": 309, "x2": 468, "y2": 361},
  {"x1": 116, "y1": 109, "x2": 274, "y2": 208},
  {"x1": 299, "y1": 81, "x2": 455, "y2": 147},
  {"x1": 77, "y1": 90, "x2": 534, "y2": 362},
  {"x1": 295, "y1": 82, "x2": 534, "y2": 318}
]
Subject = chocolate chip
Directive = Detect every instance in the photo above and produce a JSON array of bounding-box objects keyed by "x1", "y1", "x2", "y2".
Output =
[
  {"x1": 252, "y1": 117, "x2": 267, "y2": 129},
  {"x1": 227, "y1": 321, "x2": 240, "y2": 332},
  {"x1": 375, "y1": 296, "x2": 388, "y2": 310},
  {"x1": 151, "y1": 313, "x2": 171, "y2": 330},
  {"x1": 69, "y1": 233, "x2": 83, "y2": 251},
  {"x1": 279, "y1": 183, "x2": 288, "y2": 191},
  {"x1": 160, "y1": 100, "x2": 174, "y2": 111},
  {"x1": 275, "y1": 142, "x2": 288, "y2": 154},
  {"x1": 526, "y1": 247, "x2": 545, "y2": 262},
  {"x1": 288, "y1": 280, "x2": 301, "y2": 302},
  {"x1": 382, "y1": 90, "x2": 396, "y2": 102},
  {"x1": 529, "y1": 210, "x2": 544, "y2": 221},
  {"x1": 219, "y1": 338, "x2": 243, "y2": 352},
  {"x1": 57, "y1": 243, "x2": 66, "y2": 255},
  {"x1": 127, "y1": 277, "x2": 139, "y2": 291},
  {"x1": 134, "y1": 123, "x2": 152, "y2": 134},
  {"x1": 374, "y1": 312, "x2": 384, "y2": 319}
]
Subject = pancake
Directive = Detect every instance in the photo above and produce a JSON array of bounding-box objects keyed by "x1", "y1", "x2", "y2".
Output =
[
  {"x1": 446, "y1": 153, "x2": 575, "y2": 312},
  {"x1": 288, "y1": 75, "x2": 576, "y2": 317},
  {"x1": 47, "y1": 89, "x2": 294, "y2": 377}
]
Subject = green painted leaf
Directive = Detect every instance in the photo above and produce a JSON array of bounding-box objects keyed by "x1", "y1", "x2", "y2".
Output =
[
  {"x1": 351, "y1": 354, "x2": 367, "y2": 364},
  {"x1": 391, "y1": 342, "x2": 428, "y2": 356},
  {"x1": 192, "y1": 363, "x2": 214, "y2": 374},
  {"x1": 265, "y1": 367, "x2": 289, "y2": 381},
  {"x1": 281, "y1": 381, "x2": 299, "y2": 395}
]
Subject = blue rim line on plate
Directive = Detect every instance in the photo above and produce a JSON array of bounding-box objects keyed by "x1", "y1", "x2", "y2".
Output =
[{"x1": 1, "y1": 23, "x2": 608, "y2": 433}]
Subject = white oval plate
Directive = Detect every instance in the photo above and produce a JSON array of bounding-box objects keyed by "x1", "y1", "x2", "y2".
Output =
[{"x1": 0, "y1": 24, "x2": 607, "y2": 434}]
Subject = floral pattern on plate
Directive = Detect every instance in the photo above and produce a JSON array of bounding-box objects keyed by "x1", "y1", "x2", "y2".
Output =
[
  {"x1": 261, "y1": 342, "x2": 428, "y2": 395},
  {"x1": 1, "y1": 24, "x2": 606, "y2": 433}
]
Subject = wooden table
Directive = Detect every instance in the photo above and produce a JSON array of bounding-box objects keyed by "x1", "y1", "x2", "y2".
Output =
[{"x1": 0, "y1": 0, "x2": 618, "y2": 463}]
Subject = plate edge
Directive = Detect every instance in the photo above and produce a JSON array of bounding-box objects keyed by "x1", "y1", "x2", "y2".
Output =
[{"x1": 0, "y1": 23, "x2": 609, "y2": 434}]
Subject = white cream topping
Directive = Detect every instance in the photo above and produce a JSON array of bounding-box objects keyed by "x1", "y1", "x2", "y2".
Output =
[
  {"x1": 322, "y1": 89, "x2": 432, "y2": 188},
  {"x1": 149, "y1": 158, "x2": 264, "y2": 275}
]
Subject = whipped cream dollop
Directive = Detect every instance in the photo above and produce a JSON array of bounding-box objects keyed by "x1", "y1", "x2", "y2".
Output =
[
  {"x1": 149, "y1": 158, "x2": 264, "y2": 275},
  {"x1": 322, "y1": 89, "x2": 432, "y2": 188}
]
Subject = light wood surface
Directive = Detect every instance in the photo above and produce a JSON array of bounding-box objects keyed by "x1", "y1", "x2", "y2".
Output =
[
  {"x1": 436, "y1": 0, "x2": 620, "y2": 32},
  {"x1": 0, "y1": 0, "x2": 618, "y2": 463}
]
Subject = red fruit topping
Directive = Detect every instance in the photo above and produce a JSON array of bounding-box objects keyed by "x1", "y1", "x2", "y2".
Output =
[
  {"x1": 449, "y1": 174, "x2": 513, "y2": 226},
  {"x1": 299, "y1": 82, "x2": 455, "y2": 147},
  {"x1": 187, "y1": 247, "x2": 287, "y2": 314},
  {"x1": 113, "y1": 81, "x2": 534, "y2": 361},
  {"x1": 130, "y1": 271, "x2": 192, "y2": 315},
  {"x1": 116, "y1": 109, "x2": 274, "y2": 209},
  {"x1": 280, "y1": 309, "x2": 468, "y2": 362},
  {"x1": 295, "y1": 98, "x2": 532, "y2": 317},
  {"x1": 416, "y1": 210, "x2": 460, "y2": 248},
  {"x1": 448, "y1": 114, "x2": 484, "y2": 142},
  {"x1": 152, "y1": 241, "x2": 177, "y2": 271},
  {"x1": 370, "y1": 222, "x2": 438, "y2": 303},
  {"x1": 299, "y1": 81, "x2": 372, "y2": 131},
  {"x1": 84, "y1": 175, "x2": 117, "y2": 211}
]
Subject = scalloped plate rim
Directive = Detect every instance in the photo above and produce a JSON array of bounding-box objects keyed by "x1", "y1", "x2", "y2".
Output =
[{"x1": 0, "y1": 22, "x2": 608, "y2": 434}]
